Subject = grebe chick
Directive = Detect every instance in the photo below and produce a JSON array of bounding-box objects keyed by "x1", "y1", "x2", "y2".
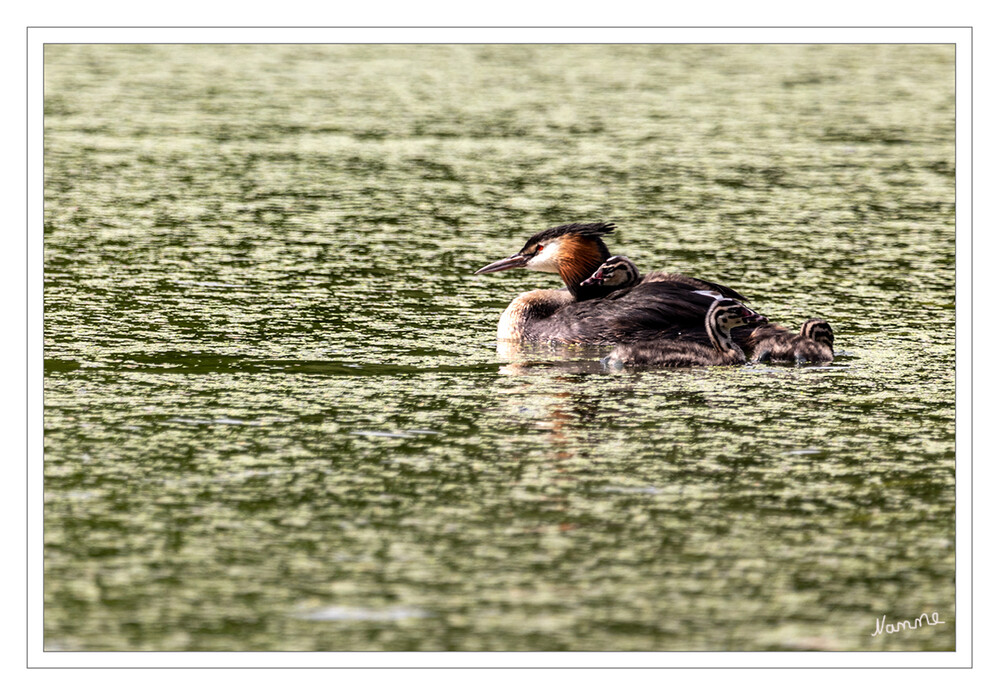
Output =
[
  {"x1": 751, "y1": 318, "x2": 834, "y2": 363},
  {"x1": 606, "y1": 298, "x2": 768, "y2": 368},
  {"x1": 579, "y1": 255, "x2": 642, "y2": 291},
  {"x1": 476, "y1": 223, "x2": 749, "y2": 343}
]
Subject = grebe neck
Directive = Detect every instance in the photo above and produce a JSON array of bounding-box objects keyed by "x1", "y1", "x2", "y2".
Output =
[
  {"x1": 558, "y1": 237, "x2": 610, "y2": 300},
  {"x1": 706, "y1": 307, "x2": 746, "y2": 361}
]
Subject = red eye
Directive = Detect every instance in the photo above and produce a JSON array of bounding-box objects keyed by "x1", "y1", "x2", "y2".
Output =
[{"x1": 536, "y1": 245, "x2": 544, "y2": 252}]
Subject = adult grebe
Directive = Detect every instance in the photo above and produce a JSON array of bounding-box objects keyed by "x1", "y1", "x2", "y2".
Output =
[
  {"x1": 751, "y1": 318, "x2": 834, "y2": 363},
  {"x1": 605, "y1": 298, "x2": 768, "y2": 368},
  {"x1": 474, "y1": 223, "x2": 747, "y2": 343}
]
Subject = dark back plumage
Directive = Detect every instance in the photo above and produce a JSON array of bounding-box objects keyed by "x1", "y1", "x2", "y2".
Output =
[
  {"x1": 605, "y1": 297, "x2": 766, "y2": 368},
  {"x1": 519, "y1": 283, "x2": 725, "y2": 343},
  {"x1": 642, "y1": 271, "x2": 748, "y2": 302}
]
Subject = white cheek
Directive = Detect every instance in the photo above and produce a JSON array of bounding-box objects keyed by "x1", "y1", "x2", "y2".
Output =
[{"x1": 525, "y1": 243, "x2": 561, "y2": 273}]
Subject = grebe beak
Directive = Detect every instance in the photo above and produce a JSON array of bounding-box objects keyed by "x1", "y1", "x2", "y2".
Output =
[
  {"x1": 474, "y1": 253, "x2": 530, "y2": 275},
  {"x1": 579, "y1": 270, "x2": 603, "y2": 287},
  {"x1": 746, "y1": 312, "x2": 768, "y2": 325}
]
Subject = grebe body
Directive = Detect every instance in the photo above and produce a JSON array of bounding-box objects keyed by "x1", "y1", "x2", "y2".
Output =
[
  {"x1": 605, "y1": 298, "x2": 767, "y2": 368},
  {"x1": 496, "y1": 282, "x2": 742, "y2": 343},
  {"x1": 751, "y1": 318, "x2": 834, "y2": 363}
]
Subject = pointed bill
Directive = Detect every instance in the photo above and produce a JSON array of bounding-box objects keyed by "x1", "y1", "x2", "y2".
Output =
[{"x1": 474, "y1": 254, "x2": 529, "y2": 275}]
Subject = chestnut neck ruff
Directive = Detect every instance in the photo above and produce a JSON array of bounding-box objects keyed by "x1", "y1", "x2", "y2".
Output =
[{"x1": 557, "y1": 235, "x2": 610, "y2": 300}]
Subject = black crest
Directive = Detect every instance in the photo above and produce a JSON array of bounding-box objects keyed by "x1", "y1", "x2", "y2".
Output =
[
  {"x1": 519, "y1": 221, "x2": 616, "y2": 254},
  {"x1": 523, "y1": 221, "x2": 615, "y2": 246}
]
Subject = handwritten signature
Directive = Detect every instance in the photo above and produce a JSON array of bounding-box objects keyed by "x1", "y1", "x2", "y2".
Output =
[{"x1": 871, "y1": 612, "x2": 945, "y2": 637}]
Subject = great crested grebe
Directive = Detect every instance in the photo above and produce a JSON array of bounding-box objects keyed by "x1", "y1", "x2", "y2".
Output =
[
  {"x1": 474, "y1": 223, "x2": 748, "y2": 343},
  {"x1": 605, "y1": 298, "x2": 767, "y2": 368},
  {"x1": 751, "y1": 318, "x2": 834, "y2": 363}
]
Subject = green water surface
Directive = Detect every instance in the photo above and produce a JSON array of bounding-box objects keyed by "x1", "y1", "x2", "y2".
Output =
[{"x1": 43, "y1": 44, "x2": 955, "y2": 651}]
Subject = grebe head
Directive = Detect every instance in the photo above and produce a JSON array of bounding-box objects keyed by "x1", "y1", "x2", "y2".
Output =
[
  {"x1": 579, "y1": 255, "x2": 641, "y2": 289},
  {"x1": 702, "y1": 297, "x2": 767, "y2": 357},
  {"x1": 800, "y1": 319, "x2": 834, "y2": 349},
  {"x1": 708, "y1": 298, "x2": 768, "y2": 332},
  {"x1": 474, "y1": 222, "x2": 615, "y2": 298}
]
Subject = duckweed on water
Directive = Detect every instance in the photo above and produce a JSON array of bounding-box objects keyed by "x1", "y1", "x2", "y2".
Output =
[{"x1": 44, "y1": 44, "x2": 954, "y2": 651}]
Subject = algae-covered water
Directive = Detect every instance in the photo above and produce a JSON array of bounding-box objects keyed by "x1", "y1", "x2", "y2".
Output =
[{"x1": 43, "y1": 44, "x2": 955, "y2": 651}]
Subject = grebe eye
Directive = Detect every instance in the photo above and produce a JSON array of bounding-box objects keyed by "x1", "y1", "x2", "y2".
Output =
[{"x1": 536, "y1": 245, "x2": 544, "y2": 253}]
